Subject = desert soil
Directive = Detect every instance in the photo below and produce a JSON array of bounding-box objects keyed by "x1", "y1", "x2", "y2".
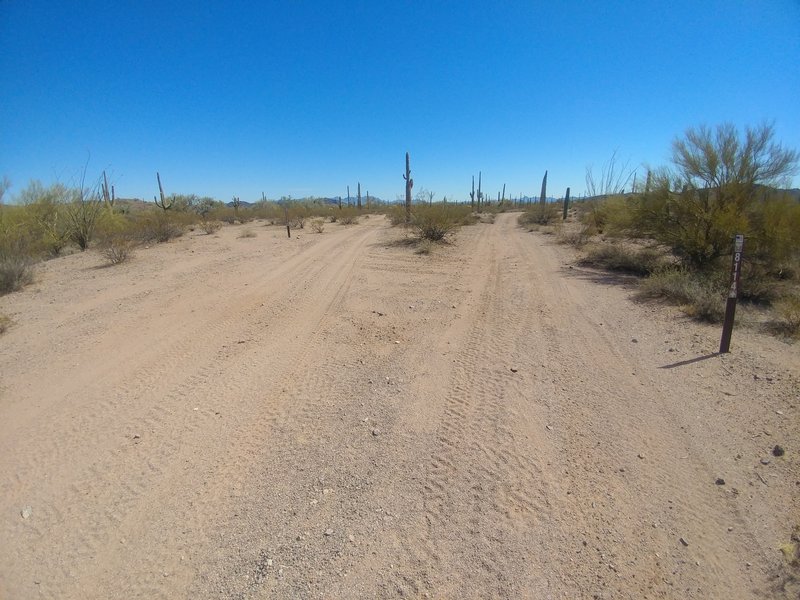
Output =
[{"x1": 0, "y1": 212, "x2": 797, "y2": 599}]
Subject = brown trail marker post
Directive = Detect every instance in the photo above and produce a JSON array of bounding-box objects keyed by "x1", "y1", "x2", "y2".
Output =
[{"x1": 719, "y1": 234, "x2": 744, "y2": 353}]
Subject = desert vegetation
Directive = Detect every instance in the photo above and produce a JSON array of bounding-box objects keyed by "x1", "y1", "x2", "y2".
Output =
[{"x1": 558, "y1": 123, "x2": 799, "y2": 335}]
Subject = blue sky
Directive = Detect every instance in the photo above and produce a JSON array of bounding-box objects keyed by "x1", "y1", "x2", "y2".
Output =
[{"x1": 1, "y1": 1, "x2": 798, "y2": 203}]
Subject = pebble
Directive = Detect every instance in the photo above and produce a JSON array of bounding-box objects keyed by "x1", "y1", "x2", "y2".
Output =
[
  {"x1": 21, "y1": 506, "x2": 32, "y2": 519},
  {"x1": 510, "y1": 367, "x2": 518, "y2": 373},
  {"x1": 631, "y1": 338, "x2": 638, "y2": 343},
  {"x1": 715, "y1": 478, "x2": 726, "y2": 485},
  {"x1": 324, "y1": 529, "x2": 334, "y2": 537},
  {"x1": 372, "y1": 428, "x2": 381, "y2": 437},
  {"x1": 679, "y1": 537, "x2": 689, "y2": 547},
  {"x1": 772, "y1": 445, "x2": 785, "y2": 457},
  {"x1": 545, "y1": 425, "x2": 553, "y2": 431},
  {"x1": 760, "y1": 458, "x2": 771, "y2": 465}
]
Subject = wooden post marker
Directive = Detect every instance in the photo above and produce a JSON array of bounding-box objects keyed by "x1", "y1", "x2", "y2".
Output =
[{"x1": 719, "y1": 234, "x2": 744, "y2": 353}]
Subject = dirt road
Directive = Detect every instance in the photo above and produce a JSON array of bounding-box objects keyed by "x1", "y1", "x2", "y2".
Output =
[{"x1": 1, "y1": 213, "x2": 797, "y2": 599}]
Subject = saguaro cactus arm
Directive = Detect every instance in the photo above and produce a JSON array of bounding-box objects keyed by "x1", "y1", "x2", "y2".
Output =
[{"x1": 154, "y1": 172, "x2": 174, "y2": 211}]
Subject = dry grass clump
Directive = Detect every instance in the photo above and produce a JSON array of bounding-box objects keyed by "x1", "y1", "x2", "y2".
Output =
[
  {"x1": 339, "y1": 214, "x2": 359, "y2": 225},
  {"x1": 767, "y1": 296, "x2": 800, "y2": 338},
  {"x1": 238, "y1": 228, "x2": 257, "y2": 238},
  {"x1": 637, "y1": 269, "x2": 725, "y2": 322},
  {"x1": 0, "y1": 313, "x2": 12, "y2": 334},
  {"x1": 0, "y1": 256, "x2": 34, "y2": 295},
  {"x1": 311, "y1": 219, "x2": 325, "y2": 233},
  {"x1": 518, "y1": 204, "x2": 559, "y2": 229},
  {"x1": 100, "y1": 238, "x2": 136, "y2": 265},
  {"x1": 579, "y1": 244, "x2": 667, "y2": 276},
  {"x1": 201, "y1": 220, "x2": 222, "y2": 234},
  {"x1": 557, "y1": 224, "x2": 591, "y2": 248},
  {"x1": 414, "y1": 239, "x2": 434, "y2": 255}
]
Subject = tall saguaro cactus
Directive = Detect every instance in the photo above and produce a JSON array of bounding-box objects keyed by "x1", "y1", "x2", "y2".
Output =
[
  {"x1": 501, "y1": 183, "x2": 506, "y2": 205},
  {"x1": 470, "y1": 175, "x2": 475, "y2": 210},
  {"x1": 232, "y1": 196, "x2": 241, "y2": 219},
  {"x1": 154, "y1": 172, "x2": 173, "y2": 211},
  {"x1": 477, "y1": 171, "x2": 482, "y2": 213},
  {"x1": 366, "y1": 190, "x2": 371, "y2": 210},
  {"x1": 539, "y1": 170, "x2": 548, "y2": 205},
  {"x1": 357, "y1": 182, "x2": 362, "y2": 210},
  {"x1": 562, "y1": 187, "x2": 570, "y2": 220},
  {"x1": 347, "y1": 185, "x2": 351, "y2": 207},
  {"x1": 404, "y1": 152, "x2": 413, "y2": 224},
  {"x1": 101, "y1": 171, "x2": 115, "y2": 212}
]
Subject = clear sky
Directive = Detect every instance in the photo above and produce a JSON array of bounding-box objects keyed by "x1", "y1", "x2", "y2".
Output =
[{"x1": 1, "y1": 1, "x2": 798, "y2": 203}]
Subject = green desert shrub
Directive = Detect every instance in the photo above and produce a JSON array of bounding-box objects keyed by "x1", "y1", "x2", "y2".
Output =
[
  {"x1": 411, "y1": 204, "x2": 461, "y2": 241},
  {"x1": 132, "y1": 211, "x2": 187, "y2": 243}
]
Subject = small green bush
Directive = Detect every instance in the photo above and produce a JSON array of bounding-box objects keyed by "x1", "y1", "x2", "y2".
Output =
[
  {"x1": 412, "y1": 204, "x2": 461, "y2": 241},
  {"x1": 133, "y1": 212, "x2": 186, "y2": 243}
]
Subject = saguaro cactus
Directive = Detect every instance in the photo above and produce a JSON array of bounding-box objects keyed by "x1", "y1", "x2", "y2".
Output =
[
  {"x1": 366, "y1": 190, "x2": 371, "y2": 210},
  {"x1": 539, "y1": 170, "x2": 548, "y2": 205},
  {"x1": 477, "y1": 171, "x2": 482, "y2": 213},
  {"x1": 347, "y1": 185, "x2": 351, "y2": 207},
  {"x1": 501, "y1": 183, "x2": 506, "y2": 205},
  {"x1": 357, "y1": 182, "x2": 362, "y2": 210},
  {"x1": 404, "y1": 152, "x2": 413, "y2": 224},
  {"x1": 562, "y1": 187, "x2": 570, "y2": 220},
  {"x1": 101, "y1": 171, "x2": 115, "y2": 212},
  {"x1": 470, "y1": 175, "x2": 475, "y2": 210},
  {"x1": 232, "y1": 196, "x2": 241, "y2": 219},
  {"x1": 154, "y1": 172, "x2": 173, "y2": 211}
]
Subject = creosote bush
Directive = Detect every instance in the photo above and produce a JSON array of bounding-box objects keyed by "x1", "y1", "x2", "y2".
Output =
[
  {"x1": 411, "y1": 204, "x2": 463, "y2": 241},
  {"x1": 311, "y1": 219, "x2": 325, "y2": 233},
  {"x1": 238, "y1": 228, "x2": 256, "y2": 238}
]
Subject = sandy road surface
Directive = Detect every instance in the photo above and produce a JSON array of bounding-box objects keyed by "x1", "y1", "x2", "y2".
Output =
[{"x1": 1, "y1": 213, "x2": 797, "y2": 599}]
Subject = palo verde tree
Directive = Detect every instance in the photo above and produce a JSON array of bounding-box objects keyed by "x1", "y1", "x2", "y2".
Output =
[{"x1": 633, "y1": 122, "x2": 799, "y2": 269}]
